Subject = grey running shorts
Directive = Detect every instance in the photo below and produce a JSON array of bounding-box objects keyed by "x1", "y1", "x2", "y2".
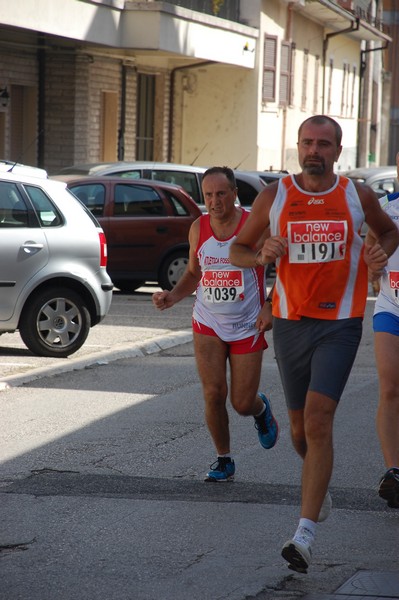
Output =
[{"x1": 273, "y1": 316, "x2": 363, "y2": 410}]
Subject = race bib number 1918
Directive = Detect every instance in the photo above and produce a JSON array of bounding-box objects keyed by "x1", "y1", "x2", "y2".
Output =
[
  {"x1": 287, "y1": 220, "x2": 348, "y2": 263},
  {"x1": 389, "y1": 271, "x2": 399, "y2": 304}
]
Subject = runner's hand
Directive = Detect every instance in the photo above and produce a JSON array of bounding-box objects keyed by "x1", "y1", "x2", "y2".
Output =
[{"x1": 364, "y1": 243, "x2": 387, "y2": 281}]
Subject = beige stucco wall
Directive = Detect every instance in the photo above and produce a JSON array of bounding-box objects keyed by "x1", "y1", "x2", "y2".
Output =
[{"x1": 172, "y1": 63, "x2": 258, "y2": 170}]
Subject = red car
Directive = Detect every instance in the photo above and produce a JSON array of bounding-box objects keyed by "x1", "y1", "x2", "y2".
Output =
[{"x1": 65, "y1": 176, "x2": 202, "y2": 292}]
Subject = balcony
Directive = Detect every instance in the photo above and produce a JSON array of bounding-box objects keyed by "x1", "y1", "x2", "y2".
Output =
[
  {"x1": 337, "y1": 0, "x2": 389, "y2": 35},
  {"x1": 153, "y1": 0, "x2": 240, "y2": 23}
]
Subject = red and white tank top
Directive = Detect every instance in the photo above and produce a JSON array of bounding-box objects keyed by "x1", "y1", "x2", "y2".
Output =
[
  {"x1": 193, "y1": 211, "x2": 266, "y2": 341},
  {"x1": 270, "y1": 174, "x2": 367, "y2": 320}
]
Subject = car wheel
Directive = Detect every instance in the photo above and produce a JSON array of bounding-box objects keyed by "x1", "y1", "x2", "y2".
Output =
[
  {"x1": 19, "y1": 287, "x2": 90, "y2": 358},
  {"x1": 113, "y1": 280, "x2": 145, "y2": 293},
  {"x1": 159, "y1": 250, "x2": 189, "y2": 290}
]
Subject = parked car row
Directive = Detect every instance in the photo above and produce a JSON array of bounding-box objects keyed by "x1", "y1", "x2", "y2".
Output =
[
  {"x1": 53, "y1": 161, "x2": 287, "y2": 210},
  {"x1": 52, "y1": 161, "x2": 287, "y2": 293},
  {"x1": 4, "y1": 159, "x2": 394, "y2": 359},
  {"x1": 54, "y1": 161, "x2": 398, "y2": 294}
]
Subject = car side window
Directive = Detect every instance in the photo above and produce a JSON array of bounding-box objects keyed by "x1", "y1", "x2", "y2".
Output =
[
  {"x1": 70, "y1": 184, "x2": 105, "y2": 216},
  {"x1": 117, "y1": 171, "x2": 142, "y2": 179},
  {"x1": 114, "y1": 184, "x2": 165, "y2": 216},
  {"x1": 165, "y1": 192, "x2": 190, "y2": 216},
  {"x1": 0, "y1": 182, "x2": 29, "y2": 227},
  {"x1": 235, "y1": 179, "x2": 258, "y2": 206},
  {"x1": 150, "y1": 170, "x2": 201, "y2": 204},
  {"x1": 371, "y1": 179, "x2": 395, "y2": 196},
  {"x1": 24, "y1": 185, "x2": 63, "y2": 226}
]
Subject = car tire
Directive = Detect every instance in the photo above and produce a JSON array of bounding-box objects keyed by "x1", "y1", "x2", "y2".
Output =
[
  {"x1": 159, "y1": 250, "x2": 189, "y2": 290},
  {"x1": 19, "y1": 287, "x2": 91, "y2": 358},
  {"x1": 113, "y1": 280, "x2": 145, "y2": 293}
]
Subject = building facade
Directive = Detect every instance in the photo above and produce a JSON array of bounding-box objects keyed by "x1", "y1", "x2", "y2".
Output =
[{"x1": 0, "y1": 0, "x2": 393, "y2": 174}]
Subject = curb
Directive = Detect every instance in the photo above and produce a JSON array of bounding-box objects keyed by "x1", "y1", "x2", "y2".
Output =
[{"x1": 0, "y1": 329, "x2": 193, "y2": 390}]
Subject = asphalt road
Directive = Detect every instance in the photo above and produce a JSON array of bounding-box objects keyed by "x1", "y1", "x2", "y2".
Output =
[{"x1": 0, "y1": 285, "x2": 398, "y2": 600}]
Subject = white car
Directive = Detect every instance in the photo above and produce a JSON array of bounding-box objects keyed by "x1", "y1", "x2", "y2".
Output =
[
  {"x1": 0, "y1": 166, "x2": 113, "y2": 357},
  {"x1": 53, "y1": 161, "x2": 281, "y2": 210}
]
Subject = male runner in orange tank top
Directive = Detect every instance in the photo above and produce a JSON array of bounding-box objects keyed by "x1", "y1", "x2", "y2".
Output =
[{"x1": 230, "y1": 115, "x2": 399, "y2": 573}]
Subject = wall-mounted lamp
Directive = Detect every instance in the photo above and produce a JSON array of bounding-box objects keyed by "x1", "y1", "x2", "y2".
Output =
[{"x1": 0, "y1": 87, "x2": 10, "y2": 108}]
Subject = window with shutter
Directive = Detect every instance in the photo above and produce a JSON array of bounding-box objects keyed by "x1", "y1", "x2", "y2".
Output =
[
  {"x1": 301, "y1": 49, "x2": 309, "y2": 110},
  {"x1": 279, "y1": 41, "x2": 292, "y2": 106},
  {"x1": 262, "y1": 35, "x2": 277, "y2": 102}
]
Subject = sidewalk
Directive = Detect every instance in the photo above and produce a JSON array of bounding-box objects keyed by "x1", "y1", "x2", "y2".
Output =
[{"x1": 0, "y1": 327, "x2": 193, "y2": 390}]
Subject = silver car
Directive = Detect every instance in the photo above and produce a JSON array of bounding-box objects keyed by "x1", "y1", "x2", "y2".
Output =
[
  {"x1": 341, "y1": 165, "x2": 398, "y2": 197},
  {"x1": 0, "y1": 167, "x2": 113, "y2": 357}
]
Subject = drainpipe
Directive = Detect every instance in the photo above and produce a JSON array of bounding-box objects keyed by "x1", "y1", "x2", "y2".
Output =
[
  {"x1": 37, "y1": 34, "x2": 46, "y2": 168},
  {"x1": 168, "y1": 60, "x2": 215, "y2": 163},
  {"x1": 357, "y1": 41, "x2": 389, "y2": 166},
  {"x1": 118, "y1": 63, "x2": 127, "y2": 161},
  {"x1": 322, "y1": 19, "x2": 360, "y2": 114}
]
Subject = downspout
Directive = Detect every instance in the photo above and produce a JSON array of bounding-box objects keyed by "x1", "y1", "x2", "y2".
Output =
[
  {"x1": 357, "y1": 41, "x2": 389, "y2": 166},
  {"x1": 282, "y1": 3, "x2": 296, "y2": 171},
  {"x1": 37, "y1": 34, "x2": 46, "y2": 168},
  {"x1": 322, "y1": 19, "x2": 360, "y2": 114},
  {"x1": 168, "y1": 60, "x2": 215, "y2": 163},
  {"x1": 118, "y1": 63, "x2": 127, "y2": 161}
]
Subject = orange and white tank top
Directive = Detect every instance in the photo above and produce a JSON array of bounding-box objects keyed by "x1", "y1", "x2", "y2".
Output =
[
  {"x1": 269, "y1": 174, "x2": 367, "y2": 320},
  {"x1": 193, "y1": 210, "x2": 266, "y2": 341}
]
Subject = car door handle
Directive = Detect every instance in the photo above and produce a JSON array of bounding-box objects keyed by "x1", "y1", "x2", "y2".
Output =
[
  {"x1": 156, "y1": 226, "x2": 167, "y2": 233},
  {"x1": 22, "y1": 242, "x2": 44, "y2": 254}
]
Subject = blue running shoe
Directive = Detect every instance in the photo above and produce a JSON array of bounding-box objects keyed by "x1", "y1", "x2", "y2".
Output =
[
  {"x1": 254, "y1": 392, "x2": 279, "y2": 449},
  {"x1": 205, "y1": 457, "x2": 235, "y2": 482}
]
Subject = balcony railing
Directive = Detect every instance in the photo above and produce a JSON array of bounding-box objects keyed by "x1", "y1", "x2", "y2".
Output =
[
  {"x1": 337, "y1": 1, "x2": 389, "y2": 35},
  {"x1": 154, "y1": 0, "x2": 240, "y2": 23}
]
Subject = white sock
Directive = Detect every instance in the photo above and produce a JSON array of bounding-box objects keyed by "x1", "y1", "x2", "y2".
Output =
[
  {"x1": 255, "y1": 405, "x2": 265, "y2": 418},
  {"x1": 295, "y1": 518, "x2": 316, "y2": 540},
  {"x1": 218, "y1": 453, "x2": 231, "y2": 459}
]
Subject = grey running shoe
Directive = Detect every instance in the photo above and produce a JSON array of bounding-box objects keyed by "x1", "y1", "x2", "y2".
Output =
[
  {"x1": 281, "y1": 526, "x2": 313, "y2": 573},
  {"x1": 318, "y1": 490, "x2": 332, "y2": 522},
  {"x1": 378, "y1": 467, "x2": 399, "y2": 508}
]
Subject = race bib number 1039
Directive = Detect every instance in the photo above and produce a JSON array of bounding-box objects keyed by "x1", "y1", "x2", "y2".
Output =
[
  {"x1": 287, "y1": 220, "x2": 348, "y2": 264},
  {"x1": 201, "y1": 269, "x2": 244, "y2": 303}
]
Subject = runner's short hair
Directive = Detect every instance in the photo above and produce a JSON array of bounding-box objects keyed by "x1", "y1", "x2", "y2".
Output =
[
  {"x1": 202, "y1": 166, "x2": 236, "y2": 189},
  {"x1": 298, "y1": 115, "x2": 342, "y2": 147}
]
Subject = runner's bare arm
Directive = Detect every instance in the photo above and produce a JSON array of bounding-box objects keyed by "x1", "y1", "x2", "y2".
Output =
[
  {"x1": 358, "y1": 183, "x2": 399, "y2": 256},
  {"x1": 152, "y1": 218, "x2": 202, "y2": 310},
  {"x1": 356, "y1": 183, "x2": 399, "y2": 278},
  {"x1": 230, "y1": 183, "x2": 284, "y2": 267}
]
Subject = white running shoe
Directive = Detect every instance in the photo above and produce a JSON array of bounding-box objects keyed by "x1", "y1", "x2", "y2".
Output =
[
  {"x1": 281, "y1": 526, "x2": 313, "y2": 573},
  {"x1": 318, "y1": 490, "x2": 332, "y2": 522}
]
